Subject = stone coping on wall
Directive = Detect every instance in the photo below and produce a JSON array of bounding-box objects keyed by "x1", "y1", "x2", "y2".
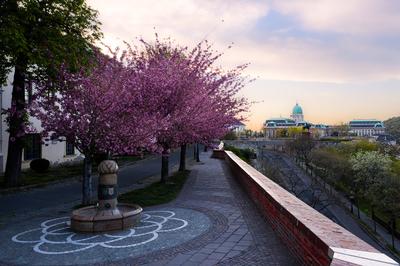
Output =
[{"x1": 222, "y1": 150, "x2": 398, "y2": 266}]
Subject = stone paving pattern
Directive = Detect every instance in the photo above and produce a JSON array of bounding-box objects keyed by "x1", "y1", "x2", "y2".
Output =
[
  {"x1": 0, "y1": 151, "x2": 296, "y2": 265},
  {"x1": 141, "y1": 152, "x2": 296, "y2": 266}
]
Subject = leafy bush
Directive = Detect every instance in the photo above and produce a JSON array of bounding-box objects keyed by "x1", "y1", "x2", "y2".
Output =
[
  {"x1": 337, "y1": 140, "x2": 379, "y2": 156},
  {"x1": 223, "y1": 131, "x2": 237, "y2": 140},
  {"x1": 30, "y1": 159, "x2": 50, "y2": 173},
  {"x1": 224, "y1": 145, "x2": 255, "y2": 162},
  {"x1": 384, "y1": 116, "x2": 400, "y2": 142},
  {"x1": 93, "y1": 153, "x2": 108, "y2": 165}
]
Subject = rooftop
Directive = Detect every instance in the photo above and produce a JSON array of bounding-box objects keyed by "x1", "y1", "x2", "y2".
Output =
[{"x1": 292, "y1": 103, "x2": 303, "y2": 115}]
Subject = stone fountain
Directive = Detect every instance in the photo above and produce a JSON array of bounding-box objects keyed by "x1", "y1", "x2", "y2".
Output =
[{"x1": 71, "y1": 160, "x2": 142, "y2": 232}]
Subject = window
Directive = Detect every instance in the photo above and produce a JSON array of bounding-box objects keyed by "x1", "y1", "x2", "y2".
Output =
[
  {"x1": 66, "y1": 140, "x2": 75, "y2": 156},
  {"x1": 50, "y1": 133, "x2": 59, "y2": 144},
  {"x1": 24, "y1": 134, "x2": 42, "y2": 160},
  {"x1": 25, "y1": 80, "x2": 33, "y2": 104}
]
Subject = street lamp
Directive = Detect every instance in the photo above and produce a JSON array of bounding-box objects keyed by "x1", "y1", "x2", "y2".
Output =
[{"x1": 349, "y1": 191, "x2": 355, "y2": 214}]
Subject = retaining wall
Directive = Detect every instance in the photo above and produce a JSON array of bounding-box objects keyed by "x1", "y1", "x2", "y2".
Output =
[{"x1": 218, "y1": 150, "x2": 398, "y2": 266}]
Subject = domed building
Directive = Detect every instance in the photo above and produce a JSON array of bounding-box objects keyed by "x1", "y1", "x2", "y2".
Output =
[
  {"x1": 291, "y1": 103, "x2": 304, "y2": 123},
  {"x1": 263, "y1": 102, "x2": 386, "y2": 139},
  {"x1": 263, "y1": 102, "x2": 329, "y2": 139}
]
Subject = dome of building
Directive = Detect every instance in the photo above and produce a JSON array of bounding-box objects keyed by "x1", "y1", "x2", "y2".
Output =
[{"x1": 292, "y1": 103, "x2": 303, "y2": 115}]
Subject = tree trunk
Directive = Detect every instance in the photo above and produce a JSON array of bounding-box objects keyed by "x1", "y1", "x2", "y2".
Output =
[
  {"x1": 391, "y1": 217, "x2": 396, "y2": 250},
  {"x1": 350, "y1": 200, "x2": 354, "y2": 214},
  {"x1": 4, "y1": 61, "x2": 27, "y2": 187},
  {"x1": 372, "y1": 206, "x2": 376, "y2": 232},
  {"x1": 179, "y1": 144, "x2": 186, "y2": 171},
  {"x1": 196, "y1": 143, "x2": 200, "y2": 162},
  {"x1": 82, "y1": 156, "x2": 93, "y2": 205},
  {"x1": 193, "y1": 143, "x2": 197, "y2": 159},
  {"x1": 356, "y1": 199, "x2": 360, "y2": 219},
  {"x1": 161, "y1": 149, "x2": 169, "y2": 183}
]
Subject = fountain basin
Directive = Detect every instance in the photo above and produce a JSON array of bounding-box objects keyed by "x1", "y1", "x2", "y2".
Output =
[{"x1": 71, "y1": 203, "x2": 143, "y2": 232}]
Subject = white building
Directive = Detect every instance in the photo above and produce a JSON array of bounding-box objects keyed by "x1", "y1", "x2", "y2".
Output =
[
  {"x1": 230, "y1": 121, "x2": 246, "y2": 135},
  {"x1": 0, "y1": 71, "x2": 82, "y2": 173},
  {"x1": 263, "y1": 118, "x2": 296, "y2": 138},
  {"x1": 349, "y1": 119, "x2": 385, "y2": 137},
  {"x1": 263, "y1": 103, "x2": 329, "y2": 138}
]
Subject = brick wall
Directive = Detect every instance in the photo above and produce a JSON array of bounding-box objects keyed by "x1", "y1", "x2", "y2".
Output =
[{"x1": 223, "y1": 150, "x2": 397, "y2": 266}]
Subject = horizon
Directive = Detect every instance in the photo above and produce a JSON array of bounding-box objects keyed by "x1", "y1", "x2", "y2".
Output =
[{"x1": 88, "y1": 0, "x2": 400, "y2": 130}]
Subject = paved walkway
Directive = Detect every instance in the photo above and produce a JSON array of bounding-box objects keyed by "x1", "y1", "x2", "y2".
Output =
[{"x1": 0, "y1": 151, "x2": 295, "y2": 265}]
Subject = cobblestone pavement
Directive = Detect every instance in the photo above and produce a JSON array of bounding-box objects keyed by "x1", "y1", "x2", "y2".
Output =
[
  {"x1": 140, "y1": 152, "x2": 296, "y2": 266},
  {"x1": 0, "y1": 152, "x2": 296, "y2": 265}
]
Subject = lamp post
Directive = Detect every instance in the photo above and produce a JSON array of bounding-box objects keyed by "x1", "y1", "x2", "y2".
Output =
[{"x1": 349, "y1": 191, "x2": 355, "y2": 214}]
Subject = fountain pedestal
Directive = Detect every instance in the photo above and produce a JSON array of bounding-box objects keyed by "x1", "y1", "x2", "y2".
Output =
[{"x1": 71, "y1": 160, "x2": 142, "y2": 232}]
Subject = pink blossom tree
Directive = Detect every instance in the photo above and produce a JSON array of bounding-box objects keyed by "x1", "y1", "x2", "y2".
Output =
[
  {"x1": 31, "y1": 51, "x2": 159, "y2": 205},
  {"x1": 126, "y1": 37, "x2": 249, "y2": 180}
]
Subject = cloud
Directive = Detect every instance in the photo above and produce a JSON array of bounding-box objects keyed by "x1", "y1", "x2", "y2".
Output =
[
  {"x1": 88, "y1": 0, "x2": 268, "y2": 47},
  {"x1": 86, "y1": 0, "x2": 400, "y2": 129},
  {"x1": 271, "y1": 0, "x2": 400, "y2": 35},
  {"x1": 88, "y1": 0, "x2": 400, "y2": 83}
]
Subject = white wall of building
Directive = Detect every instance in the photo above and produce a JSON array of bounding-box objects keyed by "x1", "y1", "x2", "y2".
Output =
[
  {"x1": 350, "y1": 128, "x2": 385, "y2": 137},
  {"x1": 1, "y1": 70, "x2": 83, "y2": 173}
]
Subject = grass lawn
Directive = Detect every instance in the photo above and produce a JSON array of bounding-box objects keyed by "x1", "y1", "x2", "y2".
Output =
[
  {"x1": 0, "y1": 163, "x2": 84, "y2": 188},
  {"x1": 118, "y1": 170, "x2": 190, "y2": 207},
  {"x1": 0, "y1": 155, "x2": 144, "y2": 189}
]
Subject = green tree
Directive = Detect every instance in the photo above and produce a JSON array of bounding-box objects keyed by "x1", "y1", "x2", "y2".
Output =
[
  {"x1": 392, "y1": 160, "x2": 400, "y2": 177},
  {"x1": 350, "y1": 151, "x2": 392, "y2": 218},
  {"x1": 0, "y1": 0, "x2": 102, "y2": 186},
  {"x1": 287, "y1": 126, "x2": 304, "y2": 138},
  {"x1": 384, "y1": 116, "x2": 400, "y2": 142},
  {"x1": 276, "y1": 128, "x2": 288, "y2": 138},
  {"x1": 223, "y1": 131, "x2": 237, "y2": 140},
  {"x1": 336, "y1": 123, "x2": 350, "y2": 137},
  {"x1": 370, "y1": 175, "x2": 400, "y2": 249},
  {"x1": 287, "y1": 134, "x2": 316, "y2": 170},
  {"x1": 350, "y1": 151, "x2": 392, "y2": 196},
  {"x1": 310, "y1": 148, "x2": 351, "y2": 185},
  {"x1": 338, "y1": 139, "x2": 378, "y2": 157}
]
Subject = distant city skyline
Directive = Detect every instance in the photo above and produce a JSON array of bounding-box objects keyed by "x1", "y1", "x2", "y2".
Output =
[{"x1": 88, "y1": 0, "x2": 400, "y2": 130}]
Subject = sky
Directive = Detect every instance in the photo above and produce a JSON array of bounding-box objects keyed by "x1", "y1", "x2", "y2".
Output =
[{"x1": 88, "y1": 0, "x2": 400, "y2": 130}]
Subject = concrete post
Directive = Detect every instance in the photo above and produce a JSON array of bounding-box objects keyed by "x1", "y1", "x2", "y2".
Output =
[{"x1": 97, "y1": 160, "x2": 120, "y2": 213}]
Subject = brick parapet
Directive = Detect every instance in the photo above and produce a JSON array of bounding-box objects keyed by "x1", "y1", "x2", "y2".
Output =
[{"x1": 224, "y1": 150, "x2": 398, "y2": 266}]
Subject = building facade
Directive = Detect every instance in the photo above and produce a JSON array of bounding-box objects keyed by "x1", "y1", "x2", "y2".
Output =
[
  {"x1": 349, "y1": 119, "x2": 385, "y2": 137},
  {"x1": 263, "y1": 103, "x2": 329, "y2": 139},
  {"x1": 290, "y1": 103, "x2": 304, "y2": 123},
  {"x1": 231, "y1": 121, "x2": 246, "y2": 134},
  {"x1": 264, "y1": 118, "x2": 296, "y2": 138},
  {"x1": 0, "y1": 71, "x2": 82, "y2": 173}
]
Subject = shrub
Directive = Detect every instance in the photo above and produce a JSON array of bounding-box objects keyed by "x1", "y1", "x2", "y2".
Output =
[
  {"x1": 30, "y1": 158, "x2": 50, "y2": 173},
  {"x1": 224, "y1": 145, "x2": 255, "y2": 162},
  {"x1": 94, "y1": 153, "x2": 108, "y2": 165}
]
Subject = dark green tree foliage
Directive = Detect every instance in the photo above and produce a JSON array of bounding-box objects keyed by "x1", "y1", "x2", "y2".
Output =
[
  {"x1": 223, "y1": 131, "x2": 237, "y2": 140},
  {"x1": 310, "y1": 148, "x2": 352, "y2": 184},
  {"x1": 224, "y1": 145, "x2": 254, "y2": 163},
  {"x1": 0, "y1": 0, "x2": 102, "y2": 186},
  {"x1": 384, "y1": 116, "x2": 400, "y2": 142},
  {"x1": 286, "y1": 134, "x2": 316, "y2": 168}
]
